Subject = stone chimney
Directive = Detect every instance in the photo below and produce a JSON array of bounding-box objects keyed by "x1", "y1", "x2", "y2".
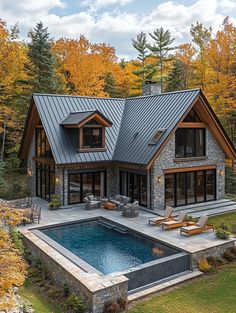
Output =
[{"x1": 142, "y1": 81, "x2": 161, "y2": 96}]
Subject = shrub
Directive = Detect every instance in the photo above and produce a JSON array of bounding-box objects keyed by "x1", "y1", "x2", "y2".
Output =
[
  {"x1": 215, "y1": 223, "x2": 231, "y2": 240},
  {"x1": 222, "y1": 246, "x2": 236, "y2": 262},
  {"x1": 49, "y1": 194, "x2": 61, "y2": 210},
  {"x1": 206, "y1": 255, "x2": 224, "y2": 268},
  {"x1": 9, "y1": 226, "x2": 25, "y2": 254},
  {"x1": 186, "y1": 215, "x2": 197, "y2": 222},
  {"x1": 197, "y1": 258, "x2": 212, "y2": 273},
  {"x1": 65, "y1": 293, "x2": 87, "y2": 313},
  {"x1": 63, "y1": 283, "x2": 70, "y2": 297},
  {"x1": 222, "y1": 250, "x2": 236, "y2": 262}
]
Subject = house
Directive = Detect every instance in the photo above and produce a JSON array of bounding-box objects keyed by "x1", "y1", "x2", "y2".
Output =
[{"x1": 19, "y1": 86, "x2": 236, "y2": 211}]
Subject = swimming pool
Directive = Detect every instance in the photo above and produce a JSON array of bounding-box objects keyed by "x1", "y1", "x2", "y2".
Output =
[{"x1": 40, "y1": 219, "x2": 179, "y2": 274}]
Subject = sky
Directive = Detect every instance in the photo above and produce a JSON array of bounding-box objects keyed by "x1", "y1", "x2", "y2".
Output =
[{"x1": 0, "y1": 0, "x2": 236, "y2": 59}]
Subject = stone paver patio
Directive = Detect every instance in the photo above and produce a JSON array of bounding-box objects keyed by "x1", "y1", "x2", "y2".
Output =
[{"x1": 22, "y1": 197, "x2": 235, "y2": 254}]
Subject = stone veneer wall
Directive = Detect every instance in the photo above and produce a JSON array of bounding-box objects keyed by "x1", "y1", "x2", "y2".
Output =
[
  {"x1": 22, "y1": 231, "x2": 128, "y2": 313},
  {"x1": 27, "y1": 130, "x2": 36, "y2": 197},
  {"x1": 151, "y1": 128, "x2": 226, "y2": 211}
]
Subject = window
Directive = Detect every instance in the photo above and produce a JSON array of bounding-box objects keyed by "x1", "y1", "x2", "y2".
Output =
[
  {"x1": 36, "y1": 163, "x2": 55, "y2": 201},
  {"x1": 183, "y1": 108, "x2": 201, "y2": 122},
  {"x1": 175, "y1": 128, "x2": 205, "y2": 158},
  {"x1": 164, "y1": 169, "x2": 216, "y2": 207},
  {"x1": 36, "y1": 128, "x2": 53, "y2": 158},
  {"x1": 83, "y1": 127, "x2": 103, "y2": 148}
]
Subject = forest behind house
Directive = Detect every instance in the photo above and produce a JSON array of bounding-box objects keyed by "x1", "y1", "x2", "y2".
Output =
[{"x1": 0, "y1": 17, "x2": 235, "y2": 199}]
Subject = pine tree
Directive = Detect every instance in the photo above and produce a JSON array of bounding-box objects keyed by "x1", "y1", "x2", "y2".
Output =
[
  {"x1": 23, "y1": 22, "x2": 65, "y2": 95},
  {"x1": 104, "y1": 72, "x2": 117, "y2": 97},
  {"x1": 132, "y1": 32, "x2": 155, "y2": 90},
  {"x1": 147, "y1": 28, "x2": 176, "y2": 92},
  {"x1": 166, "y1": 60, "x2": 186, "y2": 92}
]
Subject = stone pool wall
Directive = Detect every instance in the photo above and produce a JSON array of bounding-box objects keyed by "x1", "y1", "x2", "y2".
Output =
[
  {"x1": 190, "y1": 239, "x2": 236, "y2": 265},
  {"x1": 21, "y1": 230, "x2": 128, "y2": 313}
]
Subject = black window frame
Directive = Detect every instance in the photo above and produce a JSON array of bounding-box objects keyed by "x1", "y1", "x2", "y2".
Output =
[
  {"x1": 82, "y1": 127, "x2": 103, "y2": 149},
  {"x1": 35, "y1": 128, "x2": 53, "y2": 158},
  {"x1": 36, "y1": 162, "x2": 55, "y2": 201},
  {"x1": 164, "y1": 169, "x2": 216, "y2": 207},
  {"x1": 175, "y1": 128, "x2": 206, "y2": 158},
  {"x1": 119, "y1": 171, "x2": 147, "y2": 207},
  {"x1": 68, "y1": 171, "x2": 107, "y2": 204}
]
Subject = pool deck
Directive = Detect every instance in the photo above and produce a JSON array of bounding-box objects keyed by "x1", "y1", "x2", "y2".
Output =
[{"x1": 21, "y1": 198, "x2": 235, "y2": 255}]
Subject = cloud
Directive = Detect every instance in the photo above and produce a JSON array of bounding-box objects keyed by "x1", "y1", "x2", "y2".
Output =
[
  {"x1": 82, "y1": 0, "x2": 133, "y2": 12},
  {"x1": 0, "y1": 0, "x2": 235, "y2": 58}
]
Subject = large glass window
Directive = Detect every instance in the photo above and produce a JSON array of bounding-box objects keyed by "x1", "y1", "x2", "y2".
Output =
[
  {"x1": 175, "y1": 128, "x2": 205, "y2": 158},
  {"x1": 120, "y1": 171, "x2": 147, "y2": 207},
  {"x1": 68, "y1": 171, "x2": 106, "y2": 204},
  {"x1": 83, "y1": 127, "x2": 102, "y2": 148},
  {"x1": 36, "y1": 128, "x2": 53, "y2": 158},
  {"x1": 165, "y1": 174, "x2": 175, "y2": 207},
  {"x1": 36, "y1": 163, "x2": 55, "y2": 201},
  {"x1": 165, "y1": 169, "x2": 216, "y2": 207}
]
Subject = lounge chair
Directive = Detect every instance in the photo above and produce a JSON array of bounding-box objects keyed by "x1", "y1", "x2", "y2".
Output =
[
  {"x1": 161, "y1": 211, "x2": 188, "y2": 230},
  {"x1": 180, "y1": 216, "x2": 214, "y2": 236},
  {"x1": 148, "y1": 206, "x2": 173, "y2": 225}
]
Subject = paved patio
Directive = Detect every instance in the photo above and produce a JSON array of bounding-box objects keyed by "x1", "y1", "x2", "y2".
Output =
[{"x1": 22, "y1": 197, "x2": 235, "y2": 254}]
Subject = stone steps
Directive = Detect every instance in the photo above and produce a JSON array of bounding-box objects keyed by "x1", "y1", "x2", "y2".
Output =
[{"x1": 127, "y1": 270, "x2": 203, "y2": 303}]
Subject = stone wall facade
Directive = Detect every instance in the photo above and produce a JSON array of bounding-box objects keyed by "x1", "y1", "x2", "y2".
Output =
[
  {"x1": 150, "y1": 128, "x2": 226, "y2": 211},
  {"x1": 22, "y1": 231, "x2": 128, "y2": 313}
]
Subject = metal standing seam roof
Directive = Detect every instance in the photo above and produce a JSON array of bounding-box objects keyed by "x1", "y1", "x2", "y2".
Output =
[
  {"x1": 60, "y1": 110, "x2": 113, "y2": 126},
  {"x1": 32, "y1": 89, "x2": 201, "y2": 166}
]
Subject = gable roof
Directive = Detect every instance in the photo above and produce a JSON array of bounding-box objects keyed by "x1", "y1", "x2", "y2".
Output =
[
  {"x1": 60, "y1": 110, "x2": 113, "y2": 127},
  {"x1": 19, "y1": 89, "x2": 236, "y2": 165}
]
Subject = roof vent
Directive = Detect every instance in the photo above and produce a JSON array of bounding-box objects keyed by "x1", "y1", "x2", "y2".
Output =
[{"x1": 148, "y1": 129, "x2": 166, "y2": 145}]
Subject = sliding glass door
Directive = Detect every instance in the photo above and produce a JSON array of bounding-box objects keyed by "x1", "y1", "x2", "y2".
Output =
[
  {"x1": 36, "y1": 163, "x2": 55, "y2": 201},
  {"x1": 68, "y1": 171, "x2": 106, "y2": 204},
  {"x1": 165, "y1": 169, "x2": 216, "y2": 207},
  {"x1": 120, "y1": 171, "x2": 147, "y2": 206}
]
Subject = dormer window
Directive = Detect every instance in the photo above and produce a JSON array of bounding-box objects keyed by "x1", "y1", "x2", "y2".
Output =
[
  {"x1": 82, "y1": 122, "x2": 103, "y2": 149},
  {"x1": 61, "y1": 110, "x2": 112, "y2": 152}
]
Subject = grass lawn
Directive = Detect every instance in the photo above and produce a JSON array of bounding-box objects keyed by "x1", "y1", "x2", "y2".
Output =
[
  {"x1": 208, "y1": 212, "x2": 236, "y2": 234},
  {"x1": 19, "y1": 279, "x2": 63, "y2": 313},
  {"x1": 126, "y1": 263, "x2": 236, "y2": 313}
]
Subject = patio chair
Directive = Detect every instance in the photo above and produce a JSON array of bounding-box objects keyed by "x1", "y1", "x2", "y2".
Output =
[
  {"x1": 118, "y1": 196, "x2": 130, "y2": 211},
  {"x1": 161, "y1": 211, "x2": 188, "y2": 230},
  {"x1": 122, "y1": 201, "x2": 139, "y2": 218},
  {"x1": 31, "y1": 204, "x2": 41, "y2": 224},
  {"x1": 84, "y1": 194, "x2": 101, "y2": 210},
  {"x1": 148, "y1": 206, "x2": 173, "y2": 225},
  {"x1": 180, "y1": 216, "x2": 214, "y2": 236}
]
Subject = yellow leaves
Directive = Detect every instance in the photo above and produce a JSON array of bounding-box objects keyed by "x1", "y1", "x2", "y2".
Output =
[
  {"x1": 53, "y1": 36, "x2": 118, "y2": 97},
  {"x1": 0, "y1": 207, "x2": 28, "y2": 226},
  {"x1": 0, "y1": 229, "x2": 28, "y2": 310}
]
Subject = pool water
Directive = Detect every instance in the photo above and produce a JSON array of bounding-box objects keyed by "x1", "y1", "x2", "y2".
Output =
[{"x1": 41, "y1": 220, "x2": 178, "y2": 274}]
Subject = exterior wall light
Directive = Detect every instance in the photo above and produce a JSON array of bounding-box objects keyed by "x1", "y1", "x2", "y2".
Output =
[
  {"x1": 156, "y1": 176, "x2": 162, "y2": 183},
  {"x1": 219, "y1": 169, "x2": 224, "y2": 175},
  {"x1": 55, "y1": 176, "x2": 59, "y2": 183},
  {"x1": 28, "y1": 168, "x2": 33, "y2": 176}
]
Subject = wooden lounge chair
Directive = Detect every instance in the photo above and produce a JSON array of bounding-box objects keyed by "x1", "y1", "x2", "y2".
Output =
[
  {"x1": 180, "y1": 216, "x2": 214, "y2": 236},
  {"x1": 148, "y1": 206, "x2": 173, "y2": 225},
  {"x1": 161, "y1": 211, "x2": 188, "y2": 230}
]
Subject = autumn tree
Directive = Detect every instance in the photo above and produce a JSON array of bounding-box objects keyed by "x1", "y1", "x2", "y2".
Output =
[
  {"x1": 190, "y1": 21, "x2": 212, "y2": 89},
  {"x1": 147, "y1": 28, "x2": 176, "y2": 92},
  {"x1": 0, "y1": 20, "x2": 27, "y2": 157}
]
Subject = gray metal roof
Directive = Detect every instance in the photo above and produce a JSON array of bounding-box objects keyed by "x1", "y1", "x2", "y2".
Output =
[
  {"x1": 60, "y1": 110, "x2": 113, "y2": 126},
  {"x1": 33, "y1": 94, "x2": 125, "y2": 164},
  {"x1": 32, "y1": 89, "x2": 200, "y2": 165}
]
